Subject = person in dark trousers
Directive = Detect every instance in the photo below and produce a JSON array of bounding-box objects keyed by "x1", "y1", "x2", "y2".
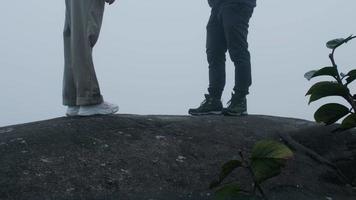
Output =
[{"x1": 189, "y1": 0, "x2": 256, "y2": 116}]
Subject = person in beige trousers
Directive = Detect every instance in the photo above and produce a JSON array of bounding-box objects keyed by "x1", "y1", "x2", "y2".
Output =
[{"x1": 63, "y1": 0, "x2": 118, "y2": 116}]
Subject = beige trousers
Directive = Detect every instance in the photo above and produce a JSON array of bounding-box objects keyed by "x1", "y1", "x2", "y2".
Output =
[{"x1": 63, "y1": 0, "x2": 105, "y2": 106}]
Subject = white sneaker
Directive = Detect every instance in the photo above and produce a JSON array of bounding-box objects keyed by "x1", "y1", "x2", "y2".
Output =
[
  {"x1": 78, "y1": 102, "x2": 119, "y2": 116},
  {"x1": 66, "y1": 106, "x2": 80, "y2": 117}
]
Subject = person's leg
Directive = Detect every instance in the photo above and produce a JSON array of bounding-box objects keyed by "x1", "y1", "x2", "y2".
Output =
[
  {"x1": 69, "y1": 0, "x2": 105, "y2": 106},
  {"x1": 63, "y1": 0, "x2": 77, "y2": 107},
  {"x1": 221, "y1": 3, "x2": 254, "y2": 96},
  {"x1": 207, "y1": 9, "x2": 228, "y2": 100},
  {"x1": 63, "y1": 0, "x2": 118, "y2": 116},
  {"x1": 188, "y1": 9, "x2": 226, "y2": 115},
  {"x1": 220, "y1": 4, "x2": 254, "y2": 116}
]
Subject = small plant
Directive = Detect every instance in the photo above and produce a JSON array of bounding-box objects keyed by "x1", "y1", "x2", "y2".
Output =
[
  {"x1": 305, "y1": 35, "x2": 356, "y2": 131},
  {"x1": 210, "y1": 140, "x2": 293, "y2": 200}
]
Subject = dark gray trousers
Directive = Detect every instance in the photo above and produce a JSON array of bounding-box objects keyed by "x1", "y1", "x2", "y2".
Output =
[
  {"x1": 207, "y1": 3, "x2": 254, "y2": 99},
  {"x1": 63, "y1": 0, "x2": 105, "y2": 106}
]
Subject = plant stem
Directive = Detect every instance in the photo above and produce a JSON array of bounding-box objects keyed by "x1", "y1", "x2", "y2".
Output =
[
  {"x1": 334, "y1": 35, "x2": 356, "y2": 50},
  {"x1": 329, "y1": 40, "x2": 356, "y2": 113},
  {"x1": 329, "y1": 50, "x2": 342, "y2": 83},
  {"x1": 329, "y1": 35, "x2": 356, "y2": 79},
  {"x1": 239, "y1": 151, "x2": 268, "y2": 200}
]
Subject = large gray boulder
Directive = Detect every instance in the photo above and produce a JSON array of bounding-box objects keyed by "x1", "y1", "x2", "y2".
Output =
[{"x1": 0, "y1": 115, "x2": 355, "y2": 199}]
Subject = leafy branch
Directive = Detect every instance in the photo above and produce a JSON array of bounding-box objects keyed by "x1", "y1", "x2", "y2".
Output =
[
  {"x1": 210, "y1": 140, "x2": 293, "y2": 200},
  {"x1": 305, "y1": 35, "x2": 356, "y2": 131}
]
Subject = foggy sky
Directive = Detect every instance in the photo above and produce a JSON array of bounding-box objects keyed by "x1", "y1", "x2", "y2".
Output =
[{"x1": 1, "y1": 0, "x2": 356, "y2": 127}]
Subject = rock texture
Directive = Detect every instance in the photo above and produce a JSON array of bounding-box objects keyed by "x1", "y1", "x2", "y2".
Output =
[{"x1": 0, "y1": 114, "x2": 355, "y2": 200}]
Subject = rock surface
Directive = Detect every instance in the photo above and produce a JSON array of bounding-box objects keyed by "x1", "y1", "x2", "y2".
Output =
[{"x1": 0, "y1": 114, "x2": 355, "y2": 200}]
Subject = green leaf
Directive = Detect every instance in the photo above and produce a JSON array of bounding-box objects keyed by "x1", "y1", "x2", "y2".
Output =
[
  {"x1": 326, "y1": 38, "x2": 345, "y2": 49},
  {"x1": 306, "y1": 81, "x2": 349, "y2": 104},
  {"x1": 346, "y1": 69, "x2": 356, "y2": 84},
  {"x1": 210, "y1": 160, "x2": 243, "y2": 189},
  {"x1": 314, "y1": 103, "x2": 350, "y2": 125},
  {"x1": 251, "y1": 158, "x2": 285, "y2": 184},
  {"x1": 214, "y1": 183, "x2": 241, "y2": 200},
  {"x1": 304, "y1": 70, "x2": 317, "y2": 81},
  {"x1": 251, "y1": 140, "x2": 293, "y2": 183},
  {"x1": 304, "y1": 67, "x2": 338, "y2": 81},
  {"x1": 340, "y1": 114, "x2": 356, "y2": 131},
  {"x1": 220, "y1": 160, "x2": 243, "y2": 181}
]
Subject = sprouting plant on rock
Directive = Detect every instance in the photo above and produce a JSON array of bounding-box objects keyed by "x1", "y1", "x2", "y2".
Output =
[
  {"x1": 210, "y1": 140, "x2": 293, "y2": 200},
  {"x1": 305, "y1": 35, "x2": 356, "y2": 131}
]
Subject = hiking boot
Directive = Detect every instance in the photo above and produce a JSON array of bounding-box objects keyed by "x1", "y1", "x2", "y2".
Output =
[
  {"x1": 66, "y1": 106, "x2": 80, "y2": 117},
  {"x1": 188, "y1": 94, "x2": 223, "y2": 115},
  {"x1": 78, "y1": 101, "x2": 119, "y2": 116},
  {"x1": 223, "y1": 93, "x2": 247, "y2": 116}
]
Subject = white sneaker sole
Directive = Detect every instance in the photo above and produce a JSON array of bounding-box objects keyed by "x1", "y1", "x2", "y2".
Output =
[
  {"x1": 78, "y1": 106, "x2": 119, "y2": 116},
  {"x1": 66, "y1": 108, "x2": 80, "y2": 117},
  {"x1": 66, "y1": 113, "x2": 79, "y2": 117}
]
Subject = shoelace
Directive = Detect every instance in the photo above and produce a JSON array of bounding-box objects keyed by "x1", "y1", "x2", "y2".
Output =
[
  {"x1": 226, "y1": 99, "x2": 232, "y2": 107},
  {"x1": 200, "y1": 99, "x2": 208, "y2": 106}
]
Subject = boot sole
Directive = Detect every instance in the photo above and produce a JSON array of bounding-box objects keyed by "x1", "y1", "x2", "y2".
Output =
[
  {"x1": 189, "y1": 111, "x2": 222, "y2": 116},
  {"x1": 223, "y1": 111, "x2": 248, "y2": 116}
]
